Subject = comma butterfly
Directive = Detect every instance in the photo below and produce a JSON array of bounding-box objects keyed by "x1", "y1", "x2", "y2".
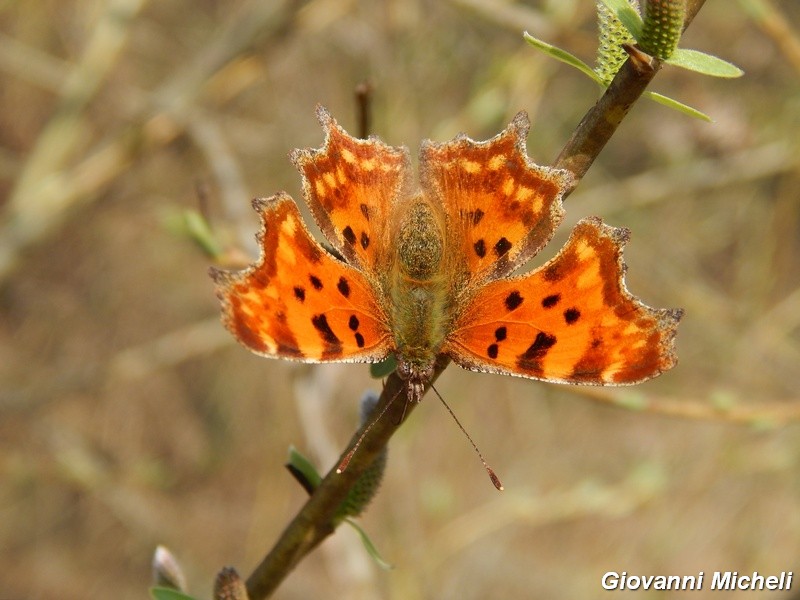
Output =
[{"x1": 211, "y1": 107, "x2": 682, "y2": 403}]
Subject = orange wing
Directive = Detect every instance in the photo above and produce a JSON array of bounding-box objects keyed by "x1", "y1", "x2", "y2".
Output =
[
  {"x1": 443, "y1": 218, "x2": 682, "y2": 384},
  {"x1": 211, "y1": 194, "x2": 392, "y2": 363},
  {"x1": 292, "y1": 106, "x2": 412, "y2": 274},
  {"x1": 419, "y1": 112, "x2": 570, "y2": 285}
]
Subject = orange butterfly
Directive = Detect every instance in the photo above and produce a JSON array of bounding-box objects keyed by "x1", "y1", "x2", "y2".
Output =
[{"x1": 211, "y1": 107, "x2": 682, "y2": 402}]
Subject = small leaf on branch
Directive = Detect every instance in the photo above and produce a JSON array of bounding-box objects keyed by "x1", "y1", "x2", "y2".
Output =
[
  {"x1": 666, "y1": 48, "x2": 745, "y2": 77},
  {"x1": 644, "y1": 91, "x2": 711, "y2": 121},
  {"x1": 523, "y1": 32, "x2": 605, "y2": 84},
  {"x1": 370, "y1": 355, "x2": 397, "y2": 378},
  {"x1": 286, "y1": 445, "x2": 323, "y2": 494},
  {"x1": 344, "y1": 518, "x2": 394, "y2": 570}
]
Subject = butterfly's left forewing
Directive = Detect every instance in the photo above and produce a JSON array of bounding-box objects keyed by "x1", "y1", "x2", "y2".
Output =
[
  {"x1": 212, "y1": 194, "x2": 393, "y2": 363},
  {"x1": 444, "y1": 217, "x2": 682, "y2": 385}
]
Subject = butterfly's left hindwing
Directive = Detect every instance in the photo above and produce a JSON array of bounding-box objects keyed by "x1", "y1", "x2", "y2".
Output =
[{"x1": 212, "y1": 194, "x2": 393, "y2": 363}]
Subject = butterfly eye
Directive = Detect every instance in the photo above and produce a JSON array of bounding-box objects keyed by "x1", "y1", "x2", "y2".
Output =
[{"x1": 420, "y1": 364, "x2": 435, "y2": 382}]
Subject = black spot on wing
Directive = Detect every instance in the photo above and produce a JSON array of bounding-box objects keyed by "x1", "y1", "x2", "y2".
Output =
[
  {"x1": 516, "y1": 332, "x2": 557, "y2": 374},
  {"x1": 543, "y1": 262, "x2": 565, "y2": 282},
  {"x1": 564, "y1": 308, "x2": 581, "y2": 324},
  {"x1": 360, "y1": 232, "x2": 370, "y2": 250},
  {"x1": 311, "y1": 314, "x2": 341, "y2": 345},
  {"x1": 360, "y1": 203, "x2": 370, "y2": 220},
  {"x1": 293, "y1": 286, "x2": 306, "y2": 302},
  {"x1": 474, "y1": 239, "x2": 486, "y2": 258},
  {"x1": 337, "y1": 276, "x2": 351, "y2": 298},
  {"x1": 495, "y1": 327, "x2": 507, "y2": 341},
  {"x1": 504, "y1": 291, "x2": 524, "y2": 311},
  {"x1": 541, "y1": 294, "x2": 560, "y2": 308},
  {"x1": 494, "y1": 237, "x2": 512, "y2": 257},
  {"x1": 487, "y1": 343, "x2": 499, "y2": 359},
  {"x1": 309, "y1": 274, "x2": 323, "y2": 290},
  {"x1": 346, "y1": 314, "x2": 364, "y2": 348},
  {"x1": 343, "y1": 226, "x2": 357, "y2": 245},
  {"x1": 522, "y1": 333, "x2": 557, "y2": 359}
]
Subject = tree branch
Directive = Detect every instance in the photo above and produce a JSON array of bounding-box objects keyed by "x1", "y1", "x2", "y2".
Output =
[
  {"x1": 245, "y1": 357, "x2": 449, "y2": 600},
  {"x1": 555, "y1": 0, "x2": 706, "y2": 192}
]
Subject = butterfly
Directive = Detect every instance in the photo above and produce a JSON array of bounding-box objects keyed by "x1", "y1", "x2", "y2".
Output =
[{"x1": 211, "y1": 106, "x2": 682, "y2": 403}]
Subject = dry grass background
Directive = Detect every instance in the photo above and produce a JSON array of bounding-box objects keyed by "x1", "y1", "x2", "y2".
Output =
[{"x1": 1, "y1": 1, "x2": 799, "y2": 599}]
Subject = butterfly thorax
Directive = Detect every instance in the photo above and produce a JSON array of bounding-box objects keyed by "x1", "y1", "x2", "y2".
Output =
[{"x1": 389, "y1": 197, "x2": 450, "y2": 400}]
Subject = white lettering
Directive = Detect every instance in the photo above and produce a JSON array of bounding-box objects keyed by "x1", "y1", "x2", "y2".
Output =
[
  {"x1": 604, "y1": 572, "x2": 709, "y2": 591},
  {"x1": 678, "y1": 574, "x2": 699, "y2": 590},
  {"x1": 752, "y1": 572, "x2": 766, "y2": 589},
  {"x1": 712, "y1": 571, "x2": 733, "y2": 590},
  {"x1": 603, "y1": 570, "x2": 789, "y2": 592},
  {"x1": 602, "y1": 572, "x2": 619, "y2": 590}
]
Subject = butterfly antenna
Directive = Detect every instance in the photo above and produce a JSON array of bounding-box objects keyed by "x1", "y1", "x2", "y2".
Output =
[
  {"x1": 337, "y1": 385, "x2": 403, "y2": 474},
  {"x1": 430, "y1": 384, "x2": 504, "y2": 491}
]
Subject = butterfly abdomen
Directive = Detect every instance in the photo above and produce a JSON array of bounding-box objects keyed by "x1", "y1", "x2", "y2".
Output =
[{"x1": 390, "y1": 198, "x2": 450, "y2": 379}]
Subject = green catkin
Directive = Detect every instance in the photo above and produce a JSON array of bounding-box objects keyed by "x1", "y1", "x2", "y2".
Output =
[
  {"x1": 335, "y1": 393, "x2": 388, "y2": 520},
  {"x1": 595, "y1": 0, "x2": 639, "y2": 84},
  {"x1": 336, "y1": 448, "x2": 388, "y2": 519},
  {"x1": 639, "y1": 0, "x2": 686, "y2": 59}
]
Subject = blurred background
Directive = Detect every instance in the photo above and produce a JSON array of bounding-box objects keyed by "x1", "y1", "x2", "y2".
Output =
[{"x1": 1, "y1": 1, "x2": 799, "y2": 598}]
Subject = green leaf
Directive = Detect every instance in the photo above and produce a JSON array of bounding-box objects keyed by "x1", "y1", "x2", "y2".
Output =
[
  {"x1": 183, "y1": 210, "x2": 223, "y2": 258},
  {"x1": 150, "y1": 587, "x2": 197, "y2": 600},
  {"x1": 598, "y1": 0, "x2": 643, "y2": 41},
  {"x1": 344, "y1": 518, "x2": 393, "y2": 570},
  {"x1": 287, "y1": 445, "x2": 323, "y2": 491},
  {"x1": 666, "y1": 48, "x2": 744, "y2": 78},
  {"x1": 644, "y1": 91, "x2": 712, "y2": 121},
  {"x1": 523, "y1": 32, "x2": 605, "y2": 85},
  {"x1": 370, "y1": 355, "x2": 397, "y2": 379},
  {"x1": 160, "y1": 207, "x2": 223, "y2": 258}
]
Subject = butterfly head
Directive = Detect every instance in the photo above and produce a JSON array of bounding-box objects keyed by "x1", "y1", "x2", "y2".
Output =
[{"x1": 396, "y1": 358, "x2": 434, "y2": 403}]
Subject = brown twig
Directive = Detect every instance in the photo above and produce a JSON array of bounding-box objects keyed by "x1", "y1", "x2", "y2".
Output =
[
  {"x1": 573, "y1": 387, "x2": 800, "y2": 426},
  {"x1": 354, "y1": 82, "x2": 373, "y2": 139},
  {"x1": 244, "y1": 356, "x2": 449, "y2": 599},
  {"x1": 555, "y1": 0, "x2": 706, "y2": 192}
]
